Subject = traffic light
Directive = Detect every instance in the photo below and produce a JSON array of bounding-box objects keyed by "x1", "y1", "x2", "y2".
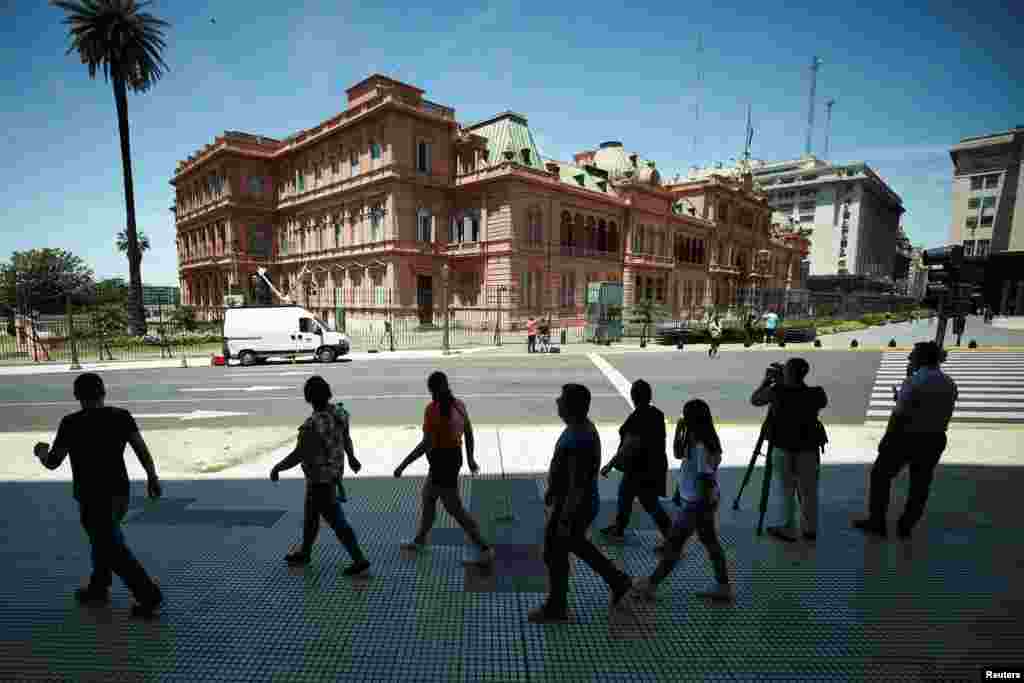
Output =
[{"x1": 923, "y1": 245, "x2": 964, "y2": 302}]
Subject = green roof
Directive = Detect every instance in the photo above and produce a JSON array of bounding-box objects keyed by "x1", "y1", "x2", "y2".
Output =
[
  {"x1": 466, "y1": 112, "x2": 545, "y2": 171},
  {"x1": 555, "y1": 160, "x2": 611, "y2": 194}
]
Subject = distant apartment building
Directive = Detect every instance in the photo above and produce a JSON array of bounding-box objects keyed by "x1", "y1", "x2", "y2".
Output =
[
  {"x1": 906, "y1": 246, "x2": 928, "y2": 301},
  {"x1": 693, "y1": 156, "x2": 905, "y2": 280},
  {"x1": 170, "y1": 75, "x2": 805, "y2": 327},
  {"x1": 949, "y1": 126, "x2": 1024, "y2": 314}
]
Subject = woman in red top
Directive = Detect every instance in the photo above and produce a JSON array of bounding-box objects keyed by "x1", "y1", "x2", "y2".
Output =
[{"x1": 394, "y1": 371, "x2": 495, "y2": 566}]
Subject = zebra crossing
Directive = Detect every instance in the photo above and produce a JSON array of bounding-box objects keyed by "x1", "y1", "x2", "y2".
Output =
[{"x1": 867, "y1": 351, "x2": 1024, "y2": 424}]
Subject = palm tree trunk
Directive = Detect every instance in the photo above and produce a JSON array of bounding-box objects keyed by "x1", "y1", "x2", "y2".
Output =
[{"x1": 112, "y1": 72, "x2": 147, "y2": 337}]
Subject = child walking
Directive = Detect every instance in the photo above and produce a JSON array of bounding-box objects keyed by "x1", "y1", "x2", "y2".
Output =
[
  {"x1": 271, "y1": 376, "x2": 370, "y2": 576},
  {"x1": 634, "y1": 398, "x2": 733, "y2": 602}
]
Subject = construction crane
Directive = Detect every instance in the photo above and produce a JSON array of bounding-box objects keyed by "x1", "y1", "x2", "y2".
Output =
[
  {"x1": 805, "y1": 56, "x2": 823, "y2": 156},
  {"x1": 824, "y1": 98, "x2": 836, "y2": 160}
]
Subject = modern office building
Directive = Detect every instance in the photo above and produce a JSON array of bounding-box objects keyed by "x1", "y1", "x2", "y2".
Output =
[
  {"x1": 171, "y1": 75, "x2": 805, "y2": 328},
  {"x1": 949, "y1": 126, "x2": 1024, "y2": 314}
]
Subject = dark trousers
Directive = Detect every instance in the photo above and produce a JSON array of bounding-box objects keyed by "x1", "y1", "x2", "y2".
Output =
[
  {"x1": 653, "y1": 501, "x2": 729, "y2": 585},
  {"x1": 302, "y1": 481, "x2": 364, "y2": 561},
  {"x1": 543, "y1": 509, "x2": 629, "y2": 612},
  {"x1": 528, "y1": 334, "x2": 536, "y2": 352},
  {"x1": 868, "y1": 432, "x2": 947, "y2": 532},
  {"x1": 613, "y1": 478, "x2": 672, "y2": 535},
  {"x1": 79, "y1": 497, "x2": 160, "y2": 602}
]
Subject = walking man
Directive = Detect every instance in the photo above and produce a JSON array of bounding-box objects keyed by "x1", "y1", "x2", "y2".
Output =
[
  {"x1": 763, "y1": 309, "x2": 779, "y2": 344},
  {"x1": 708, "y1": 317, "x2": 722, "y2": 358},
  {"x1": 751, "y1": 359, "x2": 828, "y2": 542},
  {"x1": 530, "y1": 383, "x2": 632, "y2": 623},
  {"x1": 34, "y1": 373, "x2": 164, "y2": 618},
  {"x1": 598, "y1": 379, "x2": 672, "y2": 545},
  {"x1": 527, "y1": 316, "x2": 538, "y2": 353},
  {"x1": 853, "y1": 341, "x2": 957, "y2": 539},
  {"x1": 270, "y1": 376, "x2": 370, "y2": 575}
]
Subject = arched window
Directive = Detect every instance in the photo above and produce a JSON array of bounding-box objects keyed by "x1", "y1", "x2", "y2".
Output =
[
  {"x1": 597, "y1": 219, "x2": 607, "y2": 252},
  {"x1": 573, "y1": 214, "x2": 583, "y2": 247},
  {"x1": 528, "y1": 208, "x2": 543, "y2": 244},
  {"x1": 585, "y1": 217, "x2": 596, "y2": 250},
  {"x1": 609, "y1": 222, "x2": 619, "y2": 253},
  {"x1": 417, "y1": 208, "x2": 432, "y2": 242},
  {"x1": 560, "y1": 211, "x2": 572, "y2": 246}
]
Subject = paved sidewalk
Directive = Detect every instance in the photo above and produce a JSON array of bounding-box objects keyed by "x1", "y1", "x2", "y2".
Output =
[{"x1": 1, "y1": 421, "x2": 1021, "y2": 681}]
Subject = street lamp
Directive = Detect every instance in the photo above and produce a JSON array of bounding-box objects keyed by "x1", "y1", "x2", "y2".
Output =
[
  {"x1": 441, "y1": 263, "x2": 450, "y2": 355},
  {"x1": 495, "y1": 285, "x2": 508, "y2": 346}
]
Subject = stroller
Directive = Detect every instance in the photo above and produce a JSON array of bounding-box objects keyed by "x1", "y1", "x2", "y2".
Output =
[{"x1": 536, "y1": 323, "x2": 552, "y2": 353}]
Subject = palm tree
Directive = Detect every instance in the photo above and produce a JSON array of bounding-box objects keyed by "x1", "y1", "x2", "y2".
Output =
[
  {"x1": 53, "y1": 0, "x2": 170, "y2": 336},
  {"x1": 116, "y1": 229, "x2": 150, "y2": 259}
]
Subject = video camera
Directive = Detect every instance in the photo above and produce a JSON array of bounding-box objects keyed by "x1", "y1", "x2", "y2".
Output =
[{"x1": 765, "y1": 362, "x2": 784, "y2": 384}]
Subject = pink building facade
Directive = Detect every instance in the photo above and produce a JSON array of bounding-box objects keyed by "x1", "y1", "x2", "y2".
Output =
[{"x1": 171, "y1": 75, "x2": 803, "y2": 327}]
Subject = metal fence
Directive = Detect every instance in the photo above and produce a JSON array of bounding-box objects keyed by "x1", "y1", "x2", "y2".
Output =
[{"x1": 1, "y1": 312, "x2": 223, "y2": 364}]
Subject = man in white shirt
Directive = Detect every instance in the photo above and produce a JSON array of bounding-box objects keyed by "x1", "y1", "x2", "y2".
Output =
[
  {"x1": 854, "y1": 341, "x2": 957, "y2": 539},
  {"x1": 763, "y1": 310, "x2": 779, "y2": 344}
]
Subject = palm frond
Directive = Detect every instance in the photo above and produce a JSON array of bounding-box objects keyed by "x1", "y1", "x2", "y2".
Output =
[{"x1": 51, "y1": 0, "x2": 170, "y2": 90}]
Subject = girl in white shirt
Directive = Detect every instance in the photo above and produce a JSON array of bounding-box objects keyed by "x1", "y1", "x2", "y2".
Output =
[{"x1": 634, "y1": 399, "x2": 733, "y2": 602}]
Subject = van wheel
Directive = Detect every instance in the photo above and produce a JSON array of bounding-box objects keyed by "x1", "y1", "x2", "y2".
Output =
[
  {"x1": 317, "y1": 347, "x2": 336, "y2": 363},
  {"x1": 239, "y1": 351, "x2": 257, "y2": 367}
]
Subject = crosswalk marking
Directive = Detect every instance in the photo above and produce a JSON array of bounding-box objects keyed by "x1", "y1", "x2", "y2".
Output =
[{"x1": 868, "y1": 352, "x2": 1024, "y2": 424}]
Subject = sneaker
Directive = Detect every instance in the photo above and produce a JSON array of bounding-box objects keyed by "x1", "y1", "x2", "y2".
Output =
[
  {"x1": 284, "y1": 550, "x2": 311, "y2": 565},
  {"x1": 852, "y1": 519, "x2": 888, "y2": 538},
  {"x1": 599, "y1": 526, "x2": 625, "y2": 543},
  {"x1": 766, "y1": 526, "x2": 798, "y2": 543},
  {"x1": 463, "y1": 546, "x2": 496, "y2": 568},
  {"x1": 695, "y1": 583, "x2": 734, "y2": 602},
  {"x1": 400, "y1": 540, "x2": 424, "y2": 551},
  {"x1": 130, "y1": 592, "x2": 163, "y2": 619},
  {"x1": 74, "y1": 587, "x2": 110, "y2": 605},
  {"x1": 631, "y1": 576, "x2": 657, "y2": 602},
  {"x1": 343, "y1": 559, "x2": 371, "y2": 577},
  {"x1": 527, "y1": 606, "x2": 569, "y2": 624}
]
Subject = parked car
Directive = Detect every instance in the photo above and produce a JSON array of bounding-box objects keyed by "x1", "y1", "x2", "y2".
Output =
[
  {"x1": 780, "y1": 326, "x2": 817, "y2": 343},
  {"x1": 141, "y1": 334, "x2": 162, "y2": 345},
  {"x1": 654, "y1": 321, "x2": 701, "y2": 346}
]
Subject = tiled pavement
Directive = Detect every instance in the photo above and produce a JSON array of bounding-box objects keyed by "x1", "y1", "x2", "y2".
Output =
[{"x1": 2, "y1": 461, "x2": 1023, "y2": 682}]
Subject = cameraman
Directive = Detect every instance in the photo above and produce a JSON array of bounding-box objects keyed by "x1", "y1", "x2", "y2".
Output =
[{"x1": 750, "y1": 359, "x2": 828, "y2": 543}]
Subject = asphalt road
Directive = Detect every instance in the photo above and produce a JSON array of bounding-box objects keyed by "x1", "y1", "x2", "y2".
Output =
[{"x1": 0, "y1": 350, "x2": 879, "y2": 432}]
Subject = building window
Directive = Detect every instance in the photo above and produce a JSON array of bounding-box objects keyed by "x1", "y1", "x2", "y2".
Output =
[
  {"x1": 528, "y1": 209, "x2": 543, "y2": 245},
  {"x1": 963, "y1": 240, "x2": 975, "y2": 256},
  {"x1": 977, "y1": 239, "x2": 990, "y2": 257},
  {"x1": 521, "y1": 149, "x2": 531, "y2": 165},
  {"x1": 966, "y1": 216, "x2": 978, "y2": 230},
  {"x1": 296, "y1": 169, "x2": 305, "y2": 192},
  {"x1": 982, "y1": 196, "x2": 997, "y2": 208},
  {"x1": 980, "y1": 215, "x2": 994, "y2": 227},
  {"x1": 248, "y1": 176, "x2": 263, "y2": 195},
  {"x1": 655, "y1": 278, "x2": 665, "y2": 303},
  {"x1": 334, "y1": 217, "x2": 342, "y2": 247},
  {"x1": 330, "y1": 158, "x2": 338, "y2": 175},
  {"x1": 469, "y1": 210, "x2": 480, "y2": 242},
  {"x1": 417, "y1": 209, "x2": 432, "y2": 242},
  {"x1": 417, "y1": 141, "x2": 431, "y2": 173},
  {"x1": 370, "y1": 204, "x2": 384, "y2": 242},
  {"x1": 968, "y1": 197, "x2": 980, "y2": 210},
  {"x1": 970, "y1": 176, "x2": 983, "y2": 191},
  {"x1": 370, "y1": 142, "x2": 381, "y2": 160},
  {"x1": 350, "y1": 151, "x2": 358, "y2": 174},
  {"x1": 985, "y1": 174, "x2": 1000, "y2": 189},
  {"x1": 560, "y1": 272, "x2": 576, "y2": 307}
]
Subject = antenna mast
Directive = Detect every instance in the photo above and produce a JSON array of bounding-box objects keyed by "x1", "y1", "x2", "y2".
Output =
[
  {"x1": 694, "y1": 33, "x2": 703, "y2": 162},
  {"x1": 804, "y1": 56, "x2": 823, "y2": 156},
  {"x1": 824, "y1": 98, "x2": 836, "y2": 160},
  {"x1": 742, "y1": 102, "x2": 754, "y2": 171}
]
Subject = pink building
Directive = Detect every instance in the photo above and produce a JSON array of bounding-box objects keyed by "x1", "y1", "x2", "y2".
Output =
[{"x1": 171, "y1": 75, "x2": 803, "y2": 327}]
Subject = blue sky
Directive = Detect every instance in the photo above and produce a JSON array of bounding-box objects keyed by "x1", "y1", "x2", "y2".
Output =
[{"x1": 1, "y1": 0, "x2": 1021, "y2": 285}]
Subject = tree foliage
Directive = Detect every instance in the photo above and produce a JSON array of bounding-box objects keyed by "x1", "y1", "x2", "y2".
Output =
[
  {"x1": 626, "y1": 297, "x2": 672, "y2": 343},
  {"x1": 170, "y1": 305, "x2": 197, "y2": 332},
  {"x1": 0, "y1": 249, "x2": 95, "y2": 314},
  {"x1": 93, "y1": 277, "x2": 129, "y2": 306},
  {"x1": 88, "y1": 303, "x2": 129, "y2": 360},
  {"x1": 116, "y1": 230, "x2": 149, "y2": 259}
]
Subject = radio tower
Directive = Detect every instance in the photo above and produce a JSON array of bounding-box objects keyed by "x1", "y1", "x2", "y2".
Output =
[
  {"x1": 824, "y1": 98, "x2": 836, "y2": 160},
  {"x1": 804, "y1": 56, "x2": 823, "y2": 156},
  {"x1": 693, "y1": 33, "x2": 703, "y2": 162}
]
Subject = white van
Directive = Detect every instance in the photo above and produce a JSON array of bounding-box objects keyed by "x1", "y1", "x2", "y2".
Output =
[{"x1": 223, "y1": 305, "x2": 351, "y2": 366}]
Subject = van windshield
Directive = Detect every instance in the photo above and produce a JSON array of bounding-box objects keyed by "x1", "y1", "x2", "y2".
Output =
[{"x1": 314, "y1": 317, "x2": 331, "y2": 332}]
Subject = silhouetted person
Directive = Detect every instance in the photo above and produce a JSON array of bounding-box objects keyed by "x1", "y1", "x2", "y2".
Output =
[
  {"x1": 530, "y1": 383, "x2": 632, "y2": 624},
  {"x1": 633, "y1": 399, "x2": 732, "y2": 602},
  {"x1": 854, "y1": 341, "x2": 957, "y2": 539},
  {"x1": 598, "y1": 379, "x2": 671, "y2": 544},
  {"x1": 751, "y1": 358, "x2": 828, "y2": 542},
  {"x1": 394, "y1": 371, "x2": 494, "y2": 567},
  {"x1": 34, "y1": 373, "x2": 164, "y2": 618},
  {"x1": 708, "y1": 317, "x2": 722, "y2": 357},
  {"x1": 271, "y1": 376, "x2": 369, "y2": 575}
]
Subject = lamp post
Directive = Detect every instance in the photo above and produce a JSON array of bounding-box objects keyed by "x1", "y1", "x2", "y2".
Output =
[
  {"x1": 442, "y1": 263, "x2": 450, "y2": 355},
  {"x1": 65, "y1": 292, "x2": 81, "y2": 370},
  {"x1": 495, "y1": 285, "x2": 507, "y2": 346}
]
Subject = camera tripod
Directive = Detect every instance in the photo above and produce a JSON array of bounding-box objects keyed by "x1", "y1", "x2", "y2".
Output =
[{"x1": 732, "y1": 408, "x2": 774, "y2": 535}]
